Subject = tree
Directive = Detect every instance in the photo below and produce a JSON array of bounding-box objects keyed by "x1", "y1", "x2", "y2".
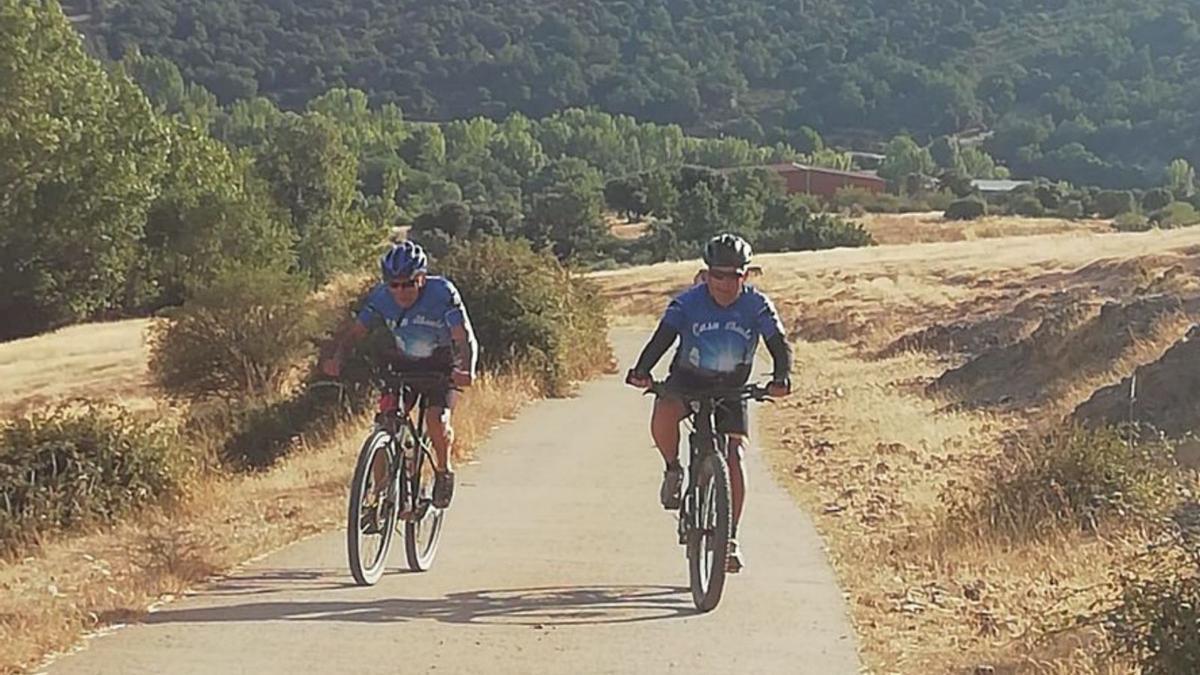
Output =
[
  {"x1": 929, "y1": 136, "x2": 961, "y2": 170},
  {"x1": 251, "y1": 113, "x2": 373, "y2": 283},
  {"x1": 1142, "y1": 188, "x2": 1173, "y2": 212},
  {"x1": 604, "y1": 177, "x2": 649, "y2": 222},
  {"x1": 1095, "y1": 190, "x2": 1136, "y2": 218},
  {"x1": 0, "y1": 0, "x2": 170, "y2": 338},
  {"x1": 675, "y1": 182, "x2": 722, "y2": 243},
  {"x1": 1166, "y1": 159, "x2": 1195, "y2": 198},
  {"x1": 137, "y1": 123, "x2": 294, "y2": 308},
  {"x1": 878, "y1": 135, "x2": 934, "y2": 186}
]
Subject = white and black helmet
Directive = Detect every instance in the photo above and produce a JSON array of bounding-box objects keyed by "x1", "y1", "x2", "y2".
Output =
[{"x1": 703, "y1": 233, "x2": 752, "y2": 271}]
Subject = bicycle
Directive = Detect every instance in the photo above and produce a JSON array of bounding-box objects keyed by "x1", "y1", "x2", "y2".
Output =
[
  {"x1": 346, "y1": 368, "x2": 449, "y2": 585},
  {"x1": 647, "y1": 381, "x2": 772, "y2": 612}
]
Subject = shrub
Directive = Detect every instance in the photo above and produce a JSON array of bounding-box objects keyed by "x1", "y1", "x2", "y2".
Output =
[
  {"x1": 947, "y1": 427, "x2": 1174, "y2": 540},
  {"x1": 0, "y1": 403, "x2": 187, "y2": 555},
  {"x1": 1106, "y1": 574, "x2": 1200, "y2": 675},
  {"x1": 761, "y1": 213, "x2": 875, "y2": 251},
  {"x1": 944, "y1": 197, "x2": 987, "y2": 220},
  {"x1": 1058, "y1": 200, "x2": 1085, "y2": 219},
  {"x1": 148, "y1": 266, "x2": 320, "y2": 402},
  {"x1": 437, "y1": 237, "x2": 611, "y2": 395},
  {"x1": 831, "y1": 186, "x2": 931, "y2": 214},
  {"x1": 1010, "y1": 194, "x2": 1046, "y2": 217},
  {"x1": 1142, "y1": 188, "x2": 1174, "y2": 212},
  {"x1": 1096, "y1": 190, "x2": 1136, "y2": 218},
  {"x1": 1114, "y1": 212, "x2": 1152, "y2": 232},
  {"x1": 1149, "y1": 201, "x2": 1200, "y2": 228},
  {"x1": 216, "y1": 276, "x2": 378, "y2": 470},
  {"x1": 219, "y1": 384, "x2": 367, "y2": 470}
]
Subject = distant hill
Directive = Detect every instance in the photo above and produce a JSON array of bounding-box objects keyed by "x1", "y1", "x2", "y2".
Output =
[{"x1": 77, "y1": 1, "x2": 1200, "y2": 186}]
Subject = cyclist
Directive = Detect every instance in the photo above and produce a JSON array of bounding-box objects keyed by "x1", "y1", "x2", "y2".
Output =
[
  {"x1": 626, "y1": 234, "x2": 792, "y2": 572},
  {"x1": 320, "y1": 241, "x2": 478, "y2": 509}
]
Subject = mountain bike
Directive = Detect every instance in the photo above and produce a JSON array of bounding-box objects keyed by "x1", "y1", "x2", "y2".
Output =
[
  {"x1": 647, "y1": 381, "x2": 772, "y2": 612},
  {"x1": 347, "y1": 368, "x2": 448, "y2": 585}
]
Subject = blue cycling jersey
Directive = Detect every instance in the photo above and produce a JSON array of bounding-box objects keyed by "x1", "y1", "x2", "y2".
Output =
[
  {"x1": 357, "y1": 276, "x2": 468, "y2": 363},
  {"x1": 661, "y1": 284, "x2": 785, "y2": 379}
]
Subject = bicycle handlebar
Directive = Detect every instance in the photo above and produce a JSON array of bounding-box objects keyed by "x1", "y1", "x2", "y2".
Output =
[{"x1": 643, "y1": 380, "x2": 773, "y2": 403}]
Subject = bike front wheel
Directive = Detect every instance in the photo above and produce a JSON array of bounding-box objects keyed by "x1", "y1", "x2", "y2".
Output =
[
  {"x1": 686, "y1": 451, "x2": 732, "y2": 612},
  {"x1": 347, "y1": 429, "x2": 399, "y2": 586},
  {"x1": 404, "y1": 430, "x2": 446, "y2": 571}
]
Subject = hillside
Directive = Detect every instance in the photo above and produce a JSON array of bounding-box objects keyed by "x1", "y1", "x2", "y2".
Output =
[{"x1": 80, "y1": 0, "x2": 1200, "y2": 185}]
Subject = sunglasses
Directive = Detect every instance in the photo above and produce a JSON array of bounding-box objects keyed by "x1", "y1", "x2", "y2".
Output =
[
  {"x1": 388, "y1": 278, "x2": 419, "y2": 289},
  {"x1": 706, "y1": 268, "x2": 745, "y2": 281}
]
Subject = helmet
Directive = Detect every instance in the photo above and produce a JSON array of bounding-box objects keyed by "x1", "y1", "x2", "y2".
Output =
[
  {"x1": 703, "y1": 233, "x2": 752, "y2": 271},
  {"x1": 380, "y1": 241, "x2": 428, "y2": 280}
]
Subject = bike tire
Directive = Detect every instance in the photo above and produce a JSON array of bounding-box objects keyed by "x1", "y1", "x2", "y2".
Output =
[
  {"x1": 404, "y1": 432, "x2": 445, "y2": 571},
  {"x1": 686, "y1": 451, "x2": 732, "y2": 612},
  {"x1": 347, "y1": 429, "x2": 399, "y2": 586}
]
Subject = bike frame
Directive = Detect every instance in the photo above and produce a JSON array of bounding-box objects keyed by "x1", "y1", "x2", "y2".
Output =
[{"x1": 375, "y1": 370, "x2": 447, "y2": 518}]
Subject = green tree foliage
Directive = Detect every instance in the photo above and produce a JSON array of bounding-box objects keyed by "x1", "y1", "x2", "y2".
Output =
[
  {"x1": 879, "y1": 136, "x2": 935, "y2": 185},
  {"x1": 437, "y1": 237, "x2": 612, "y2": 395},
  {"x1": 91, "y1": 0, "x2": 1200, "y2": 188},
  {"x1": 945, "y1": 197, "x2": 987, "y2": 220},
  {"x1": 0, "y1": 0, "x2": 171, "y2": 339},
  {"x1": 1142, "y1": 188, "x2": 1174, "y2": 212},
  {"x1": 248, "y1": 113, "x2": 375, "y2": 283},
  {"x1": 1165, "y1": 158, "x2": 1195, "y2": 198},
  {"x1": 1096, "y1": 190, "x2": 1137, "y2": 218}
]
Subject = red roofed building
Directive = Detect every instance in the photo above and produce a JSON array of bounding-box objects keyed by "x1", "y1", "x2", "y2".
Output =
[{"x1": 763, "y1": 162, "x2": 887, "y2": 198}]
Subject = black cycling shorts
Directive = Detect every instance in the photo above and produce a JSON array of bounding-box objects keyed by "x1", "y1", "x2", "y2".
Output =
[{"x1": 659, "y1": 370, "x2": 748, "y2": 437}]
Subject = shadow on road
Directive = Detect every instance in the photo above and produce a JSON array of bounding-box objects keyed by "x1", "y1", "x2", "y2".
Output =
[{"x1": 142, "y1": 571, "x2": 694, "y2": 627}]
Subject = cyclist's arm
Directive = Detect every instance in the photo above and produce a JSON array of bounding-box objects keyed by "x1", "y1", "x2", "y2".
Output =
[
  {"x1": 764, "y1": 333, "x2": 793, "y2": 388},
  {"x1": 320, "y1": 317, "x2": 369, "y2": 363},
  {"x1": 757, "y1": 292, "x2": 792, "y2": 390},
  {"x1": 630, "y1": 321, "x2": 679, "y2": 378},
  {"x1": 443, "y1": 282, "x2": 478, "y2": 377},
  {"x1": 449, "y1": 322, "x2": 478, "y2": 376}
]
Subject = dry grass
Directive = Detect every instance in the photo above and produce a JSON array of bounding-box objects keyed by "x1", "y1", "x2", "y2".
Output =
[
  {"x1": 595, "y1": 226, "x2": 1200, "y2": 674},
  {"x1": 0, "y1": 319, "x2": 154, "y2": 417},
  {"x1": 0, "y1": 370, "x2": 537, "y2": 674},
  {"x1": 858, "y1": 211, "x2": 1113, "y2": 246},
  {"x1": 758, "y1": 341, "x2": 1140, "y2": 674}
]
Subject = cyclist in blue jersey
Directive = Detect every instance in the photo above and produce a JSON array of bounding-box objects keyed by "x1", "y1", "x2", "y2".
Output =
[
  {"x1": 320, "y1": 241, "x2": 478, "y2": 509},
  {"x1": 626, "y1": 234, "x2": 793, "y2": 572}
]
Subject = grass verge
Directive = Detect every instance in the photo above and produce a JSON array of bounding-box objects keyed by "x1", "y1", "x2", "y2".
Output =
[{"x1": 0, "y1": 370, "x2": 536, "y2": 674}]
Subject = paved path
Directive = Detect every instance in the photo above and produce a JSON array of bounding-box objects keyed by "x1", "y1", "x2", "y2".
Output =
[{"x1": 43, "y1": 330, "x2": 860, "y2": 674}]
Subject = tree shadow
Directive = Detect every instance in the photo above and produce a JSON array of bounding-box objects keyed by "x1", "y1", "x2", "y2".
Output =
[{"x1": 143, "y1": 574, "x2": 695, "y2": 627}]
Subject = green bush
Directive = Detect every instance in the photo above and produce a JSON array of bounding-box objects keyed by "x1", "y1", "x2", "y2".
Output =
[
  {"x1": 437, "y1": 237, "x2": 612, "y2": 395},
  {"x1": 758, "y1": 213, "x2": 875, "y2": 251},
  {"x1": 148, "y1": 266, "x2": 320, "y2": 402},
  {"x1": 949, "y1": 427, "x2": 1174, "y2": 540},
  {"x1": 0, "y1": 403, "x2": 187, "y2": 555},
  {"x1": 1106, "y1": 574, "x2": 1200, "y2": 675},
  {"x1": 1142, "y1": 188, "x2": 1174, "y2": 212},
  {"x1": 215, "y1": 277, "x2": 378, "y2": 470},
  {"x1": 1009, "y1": 194, "x2": 1046, "y2": 217},
  {"x1": 220, "y1": 384, "x2": 368, "y2": 470},
  {"x1": 831, "y1": 186, "x2": 933, "y2": 213},
  {"x1": 1114, "y1": 212, "x2": 1152, "y2": 232},
  {"x1": 1058, "y1": 200, "x2": 1085, "y2": 219},
  {"x1": 1149, "y1": 201, "x2": 1200, "y2": 228},
  {"x1": 1096, "y1": 190, "x2": 1136, "y2": 218},
  {"x1": 944, "y1": 197, "x2": 987, "y2": 220}
]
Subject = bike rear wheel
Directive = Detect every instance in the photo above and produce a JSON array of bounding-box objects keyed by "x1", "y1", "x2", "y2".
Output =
[
  {"x1": 686, "y1": 451, "x2": 732, "y2": 612},
  {"x1": 347, "y1": 429, "x2": 399, "y2": 586},
  {"x1": 404, "y1": 432, "x2": 445, "y2": 571}
]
